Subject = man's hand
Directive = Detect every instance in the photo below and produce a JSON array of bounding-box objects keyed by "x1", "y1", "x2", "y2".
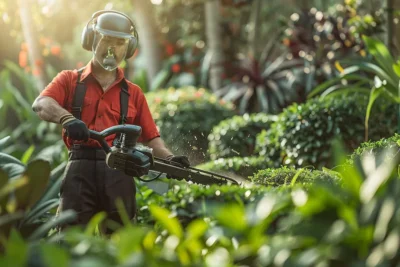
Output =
[
  {"x1": 62, "y1": 116, "x2": 90, "y2": 141},
  {"x1": 167, "y1": 155, "x2": 190, "y2": 168}
]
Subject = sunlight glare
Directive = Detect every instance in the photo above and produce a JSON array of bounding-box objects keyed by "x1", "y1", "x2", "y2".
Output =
[{"x1": 151, "y1": 0, "x2": 163, "y2": 5}]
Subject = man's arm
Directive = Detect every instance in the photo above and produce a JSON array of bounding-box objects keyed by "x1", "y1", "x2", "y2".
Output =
[
  {"x1": 143, "y1": 137, "x2": 173, "y2": 159},
  {"x1": 32, "y1": 96, "x2": 90, "y2": 140},
  {"x1": 32, "y1": 96, "x2": 71, "y2": 124}
]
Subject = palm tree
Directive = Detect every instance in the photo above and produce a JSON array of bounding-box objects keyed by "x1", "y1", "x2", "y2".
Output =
[
  {"x1": 205, "y1": 0, "x2": 225, "y2": 92},
  {"x1": 131, "y1": 0, "x2": 163, "y2": 86},
  {"x1": 17, "y1": 0, "x2": 48, "y2": 92}
]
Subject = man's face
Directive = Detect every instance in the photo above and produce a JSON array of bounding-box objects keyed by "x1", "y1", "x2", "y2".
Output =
[{"x1": 93, "y1": 33, "x2": 129, "y2": 71}]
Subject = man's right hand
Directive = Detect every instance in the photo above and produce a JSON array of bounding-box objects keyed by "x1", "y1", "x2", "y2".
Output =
[{"x1": 62, "y1": 119, "x2": 90, "y2": 141}]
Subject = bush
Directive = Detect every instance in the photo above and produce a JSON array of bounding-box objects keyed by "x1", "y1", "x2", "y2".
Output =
[
  {"x1": 136, "y1": 182, "x2": 278, "y2": 226},
  {"x1": 349, "y1": 134, "x2": 400, "y2": 165},
  {"x1": 207, "y1": 113, "x2": 277, "y2": 160},
  {"x1": 255, "y1": 94, "x2": 397, "y2": 168},
  {"x1": 146, "y1": 87, "x2": 236, "y2": 163},
  {"x1": 251, "y1": 166, "x2": 340, "y2": 187},
  {"x1": 196, "y1": 156, "x2": 272, "y2": 178}
]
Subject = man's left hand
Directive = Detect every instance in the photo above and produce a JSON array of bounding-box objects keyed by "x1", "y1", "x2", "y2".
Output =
[{"x1": 168, "y1": 155, "x2": 190, "y2": 168}]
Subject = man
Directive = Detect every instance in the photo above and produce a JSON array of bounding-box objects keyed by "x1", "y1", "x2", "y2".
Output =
[{"x1": 32, "y1": 10, "x2": 190, "y2": 233}]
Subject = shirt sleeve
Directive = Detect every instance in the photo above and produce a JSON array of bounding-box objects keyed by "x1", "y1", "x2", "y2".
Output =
[
  {"x1": 39, "y1": 70, "x2": 71, "y2": 108},
  {"x1": 133, "y1": 89, "x2": 161, "y2": 142}
]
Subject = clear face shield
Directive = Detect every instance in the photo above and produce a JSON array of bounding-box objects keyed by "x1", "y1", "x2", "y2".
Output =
[{"x1": 92, "y1": 32, "x2": 129, "y2": 71}]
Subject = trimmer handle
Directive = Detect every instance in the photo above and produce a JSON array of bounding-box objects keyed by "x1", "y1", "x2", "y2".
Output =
[{"x1": 88, "y1": 125, "x2": 142, "y2": 153}]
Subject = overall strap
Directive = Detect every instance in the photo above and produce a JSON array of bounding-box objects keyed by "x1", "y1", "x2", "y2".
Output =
[
  {"x1": 72, "y1": 68, "x2": 130, "y2": 124},
  {"x1": 112, "y1": 79, "x2": 131, "y2": 146},
  {"x1": 71, "y1": 68, "x2": 87, "y2": 120},
  {"x1": 119, "y1": 79, "x2": 130, "y2": 124}
]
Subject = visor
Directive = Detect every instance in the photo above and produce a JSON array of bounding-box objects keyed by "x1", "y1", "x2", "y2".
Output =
[
  {"x1": 92, "y1": 32, "x2": 129, "y2": 71},
  {"x1": 95, "y1": 25, "x2": 133, "y2": 39}
]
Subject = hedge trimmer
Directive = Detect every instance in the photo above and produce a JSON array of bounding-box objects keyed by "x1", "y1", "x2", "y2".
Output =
[{"x1": 88, "y1": 125, "x2": 240, "y2": 186}]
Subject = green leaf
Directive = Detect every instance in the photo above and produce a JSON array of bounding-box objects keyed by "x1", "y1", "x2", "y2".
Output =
[
  {"x1": 40, "y1": 243, "x2": 70, "y2": 267},
  {"x1": 215, "y1": 204, "x2": 247, "y2": 232},
  {"x1": 365, "y1": 86, "x2": 384, "y2": 141},
  {"x1": 362, "y1": 36, "x2": 397, "y2": 81},
  {"x1": 359, "y1": 152, "x2": 397, "y2": 203},
  {"x1": 1, "y1": 229, "x2": 28, "y2": 267},
  {"x1": 0, "y1": 136, "x2": 10, "y2": 148},
  {"x1": 0, "y1": 153, "x2": 24, "y2": 167},
  {"x1": 186, "y1": 219, "x2": 208, "y2": 240},
  {"x1": 341, "y1": 63, "x2": 397, "y2": 89},
  {"x1": 28, "y1": 210, "x2": 77, "y2": 241},
  {"x1": 149, "y1": 205, "x2": 183, "y2": 238},
  {"x1": 393, "y1": 61, "x2": 400, "y2": 77},
  {"x1": 85, "y1": 212, "x2": 107, "y2": 236},
  {"x1": 0, "y1": 169, "x2": 8, "y2": 209},
  {"x1": 113, "y1": 226, "x2": 148, "y2": 262},
  {"x1": 24, "y1": 199, "x2": 59, "y2": 224},
  {"x1": 21, "y1": 145, "x2": 35, "y2": 164},
  {"x1": 332, "y1": 139, "x2": 362, "y2": 198},
  {"x1": 0, "y1": 176, "x2": 28, "y2": 200},
  {"x1": 291, "y1": 168, "x2": 304, "y2": 186},
  {"x1": 15, "y1": 160, "x2": 51, "y2": 210},
  {"x1": 150, "y1": 69, "x2": 171, "y2": 91}
]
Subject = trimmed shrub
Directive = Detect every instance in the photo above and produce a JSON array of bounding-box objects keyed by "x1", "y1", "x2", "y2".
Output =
[
  {"x1": 251, "y1": 166, "x2": 340, "y2": 187},
  {"x1": 349, "y1": 134, "x2": 400, "y2": 165},
  {"x1": 196, "y1": 156, "x2": 272, "y2": 178},
  {"x1": 136, "y1": 182, "x2": 280, "y2": 226},
  {"x1": 255, "y1": 94, "x2": 397, "y2": 168},
  {"x1": 146, "y1": 87, "x2": 236, "y2": 163},
  {"x1": 207, "y1": 113, "x2": 278, "y2": 160}
]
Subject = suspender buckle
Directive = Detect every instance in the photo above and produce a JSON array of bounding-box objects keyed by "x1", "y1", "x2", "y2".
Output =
[{"x1": 71, "y1": 107, "x2": 82, "y2": 113}]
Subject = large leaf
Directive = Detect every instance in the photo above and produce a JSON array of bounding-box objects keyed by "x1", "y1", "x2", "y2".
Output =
[
  {"x1": 362, "y1": 36, "x2": 397, "y2": 81},
  {"x1": 14, "y1": 160, "x2": 51, "y2": 210},
  {"x1": 40, "y1": 243, "x2": 70, "y2": 267},
  {"x1": 0, "y1": 229, "x2": 28, "y2": 266},
  {"x1": 28, "y1": 210, "x2": 76, "y2": 241},
  {"x1": 150, "y1": 69, "x2": 171, "y2": 91},
  {"x1": 0, "y1": 136, "x2": 10, "y2": 149},
  {"x1": 84, "y1": 212, "x2": 107, "y2": 236},
  {"x1": 308, "y1": 74, "x2": 372, "y2": 98},
  {"x1": 1, "y1": 164, "x2": 25, "y2": 179},
  {"x1": 23, "y1": 199, "x2": 59, "y2": 224},
  {"x1": 149, "y1": 205, "x2": 183, "y2": 239},
  {"x1": 341, "y1": 63, "x2": 397, "y2": 89},
  {"x1": 21, "y1": 145, "x2": 35, "y2": 165},
  {"x1": 364, "y1": 86, "x2": 384, "y2": 141},
  {"x1": 0, "y1": 153, "x2": 24, "y2": 167},
  {"x1": 332, "y1": 139, "x2": 362, "y2": 198},
  {"x1": 0, "y1": 168, "x2": 9, "y2": 209}
]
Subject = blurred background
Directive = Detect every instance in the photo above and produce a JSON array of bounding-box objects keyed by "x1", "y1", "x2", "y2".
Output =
[
  {"x1": 0, "y1": 0, "x2": 399, "y2": 167},
  {"x1": 3, "y1": 3, "x2": 400, "y2": 264}
]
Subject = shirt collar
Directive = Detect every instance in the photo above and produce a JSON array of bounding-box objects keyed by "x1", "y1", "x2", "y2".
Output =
[{"x1": 79, "y1": 61, "x2": 125, "y2": 83}]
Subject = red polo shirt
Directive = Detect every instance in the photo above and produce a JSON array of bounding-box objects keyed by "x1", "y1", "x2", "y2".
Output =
[{"x1": 40, "y1": 62, "x2": 160, "y2": 149}]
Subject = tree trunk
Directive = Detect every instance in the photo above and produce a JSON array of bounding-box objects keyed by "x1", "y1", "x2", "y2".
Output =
[
  {"x1": 386, "y1": 0, "x2": 396, "y2": 56},
  {"x1": 131, "y1": 0, "x2": 163, "y2": 88},
  {"x1": 18, "y1": 0, "x2": 47, "y2": 92},
  {"x1": 248, "y1": 0, "x2": 263, "y2": 58},
  {"x1": 205, "y1": 0, "x2": 224, "y2": 92}
]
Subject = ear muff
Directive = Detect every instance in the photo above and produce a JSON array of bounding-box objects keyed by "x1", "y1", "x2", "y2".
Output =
[
  {"x1": 81, "y1": 10, "x2": 139, "y2": 59},
  {"x1": 125, "y1": 36, "x2": 138, "y2": 59},
  {"x1": 81, "y1": 24, "x2": 95, "y2": 51}
]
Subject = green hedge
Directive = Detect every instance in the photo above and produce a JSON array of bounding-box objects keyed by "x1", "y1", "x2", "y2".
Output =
[
  {"x1": 146, "y1": 87, "x2": 236, "y2": 163},
  {"x1": 196, "y1": 156, "x2": 272, "y2": 178},
  {"x1": 136, "y1": 182, "x2": 277, "y2": 226},
  {"x1": 251, "y1": 166, "x2": 340, "y2": 187},
  {"x1": 207, "y1": 113, "x2": 278, "y2": 160},
  {"x1": 349, "y1": 134, "x2": 400, "y2": 164},
  {"x1": 255, "y1": 94, "x2": 397, "y2": 168}
]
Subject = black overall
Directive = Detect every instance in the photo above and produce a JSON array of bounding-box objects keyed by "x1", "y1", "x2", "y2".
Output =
[{"x1": 58, "y1": 69, "x2": 136, "y2": 233}]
